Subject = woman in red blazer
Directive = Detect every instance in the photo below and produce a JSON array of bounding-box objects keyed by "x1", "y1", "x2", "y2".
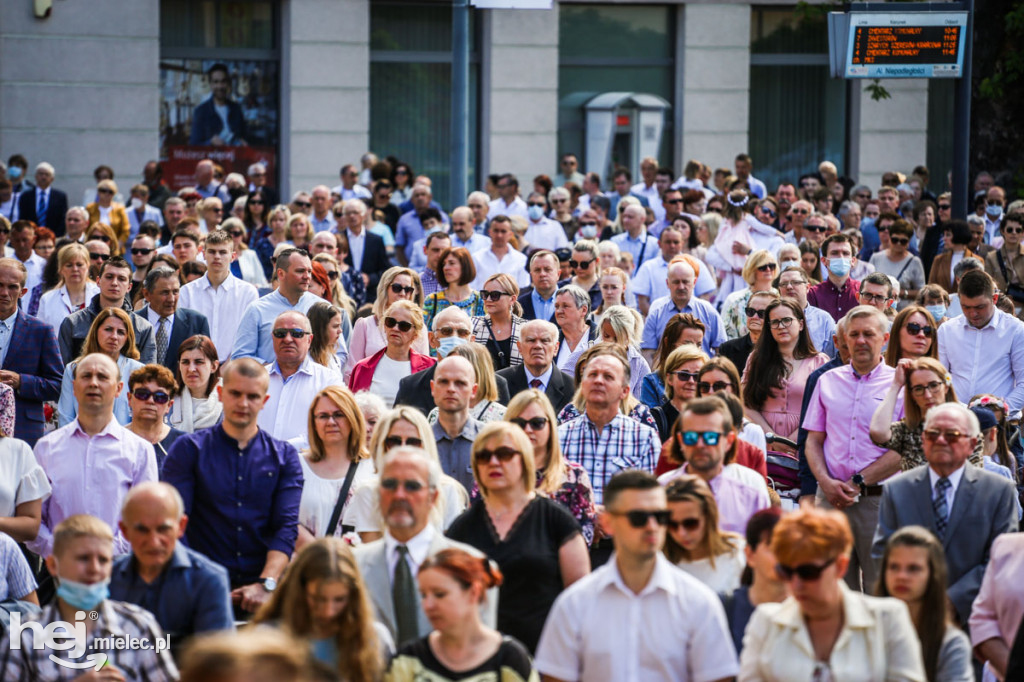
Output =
[{"x1": 348, "y1": 299, "x2": 435, "y2": 406}]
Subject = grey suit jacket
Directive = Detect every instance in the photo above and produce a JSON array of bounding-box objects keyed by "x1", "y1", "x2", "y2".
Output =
[
  {"x1": 872, "y1": 464, "x2": 1018, "y2": 622},
  {"x1": 354, "y1": 530, "x2": 498, "y2": 644}
]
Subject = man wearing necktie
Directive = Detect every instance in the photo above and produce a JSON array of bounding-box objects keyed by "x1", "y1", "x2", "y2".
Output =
[
  {"x1": 138, "y1": 268, "x2": 210, "y2": 372},
  {"x1": 873, "y1": 402, "x2": 1017, "y2": 624},
  {"x1": 16, "y1": 162, "x2": 68, "y2": 236}
]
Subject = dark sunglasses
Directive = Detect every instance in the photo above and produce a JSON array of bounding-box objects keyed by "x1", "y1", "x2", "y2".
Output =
[
  {"x1": 938, "y1": 204, "x2": 951, "y2": 210},
  {"x1": 698, "y1": 381, "x2": 731, "y2": 394},
  {"x1": 757, "y1": 263, "x2": 777, "y2": 272},
  {"x1": 1005, "y1": 227, "x2": 1024, "y2": 235},
  {"x1": 98, "y1": 188, "x2": 114, "y2": 195},
  {"x1": 612, "y1": 509, "x2": 671, "y2": 528},
  {"x1": 326, "y1": 270, "x2": 339, "y2": 280},
  {"x1": 295, "y1": 201, "x2": 312, "y2": 208},
  {"x1": 131, "y1": 248, "x2": 154, "y2": 256},
  {"x1": 480, "y1": 290, "x2": 511, "y2": 302},
  {"x1": 889, "y1": 237, "x2": 909, "y2": 245},
  {"x1": 667, "y1": 517, "x2": 702, "y2": 532},
  {"x1": 248, "y1": 199, "x2": 264, "y2": 205},
  {"x1": 804, "y1": 224, "x2": 827, "y2": 233},
  {"x1": 760, "y1": 207, "x2": 777, "y2": 218},
  {"x1": 474, "y1": 446, "x2": 520, "y2": 463},
  {"x1": 791, "y1": 208, "x2": 810, "y2": 215},
  {"x1": 333, "y1": 212, "x2": 344, "y2": 218},
  {"x1": 527, "y1": 202, "x2": 546, "y2": 208},
  {"x1": 90, "y1": 253, "x2": 110, "y2": 262},
  {"x1": 905, "y1": 322, "x2": 933, "y2": 337},
  {"x1": 680, "y1": 430, "x2": 726, "y2": 446},
  {"x1": 390, "y1": 283, "x2": 416, "y2": 296},
  {"x1": 745, "y1": 307, "x2": 767, "y2": 319},
  {"x1": 92, "y1": 234, "x2": 112, "y2": 243},
  {"x1": 510, "y1": 416, "x2": 548, "y2": 431},
  {"x1": 436, "y1": 326, "x2": 471, "y2": 338},
  {"x1": 384, "y1": 317, "x2": 414, "y2": 332},
  {"x1": 272, "y1": 328, "x2": 309, "y2": 339},
  {"x1": 383, "y1": 436, "x2": 423, "y2": 451},
  {"x1": 132, "y1": 388, "x2": 170, "y2": 405},
  {"x1": 227, "y1": 230, "x2": 244, "y2": 238},
  {"x1": 775, "y1": 556, "x2": 836, "y2": 582},
  {"x1": 380, "y1": 477, "x2": 424, "y2": 492},
  {"x1": 570, "y1": 259, "x2": 594, "y2": 271},
  {"x1": 670, "y1": 370, "x2": 699, "y2": 382},
  {"x1": 578, "y1": 221, "x2": 597, "y2": 227}
]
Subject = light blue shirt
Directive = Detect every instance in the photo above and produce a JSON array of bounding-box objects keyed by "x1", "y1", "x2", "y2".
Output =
[
  {"x1": 611, "y1": 231, "x2": 659, "y2": 274},
  {"x1": 804, "y1": 303, "x2": 837, "y2": 357},
  {"x1": 531, "y1": 289, "x2": 556, "y2": 322},
  {"x1": 57, "y1": 355, "x2": 145, "y2": 427},
  {"x1": 641, "y1": 295, "x2": 726, "y2": 356},
  {"x1": 452, "y1": 232, "x2": 491, "y2": 253},
  {"x1": 230, "y1": 290, "x2": 329, "y2": 363},
  {"x1": 0, "y1": 310, "x2": 16, "y2": 367},
  {"x1": 525, "y1": 365, "x2": 554, "y2": 392},
  {"x1": 311, "y1": 213, "x2": 336, "y2": 234}
]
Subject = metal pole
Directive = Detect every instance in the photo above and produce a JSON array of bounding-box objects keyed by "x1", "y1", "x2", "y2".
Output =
[
  {"x1": 951, "y1": 0, "x2": 974, "y2": 218},
  {"x1": 450, "y1": 0, "x2": 470, "y2": 208}
]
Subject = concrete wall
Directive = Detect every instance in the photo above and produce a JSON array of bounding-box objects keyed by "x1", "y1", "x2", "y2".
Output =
[
  {"x1": 857, "y1": 78, "x2": 929, "y2": 188},
  {"x1": 0, "y1": 0, "x2": 160, "y2": 202}
]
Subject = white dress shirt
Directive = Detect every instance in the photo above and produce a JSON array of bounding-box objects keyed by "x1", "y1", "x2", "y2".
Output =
[
  {"x1": 36, "y1": 282, "x2": 101, "y2": 333},
  {"x1": 258, "y1": 356, "x2": 343, "y2": 441},
  {"x1": 471, "y1": 247, "x2": 529, "y2": 290},
  {"x1": 384, "y1": 523, "x2": 436, "y2": 583},
  {"x1": 488, "y1": 196, "x2": 528, "y2": 220},
  {"x1": 937, "y1": 309, "x2": 1024, "y2": 412},
  {"x1": 631, "y1": 182, "x2": 664, "y2": 221},
  {"x1": 180, "y1": 273, "x2": 260, "y2": 361},
  {"x1": 18, "y1": 253, "x2": 46, "y2": 297},
  {"x1": 524, "y1": 217, "x2": 569, "y2": 251},
  {"x1": 348, "y1": 229, "x2": 366, "y2": 270},
  {"x1": 145, "y1": 307, "x2": 175, "y2": 333}
]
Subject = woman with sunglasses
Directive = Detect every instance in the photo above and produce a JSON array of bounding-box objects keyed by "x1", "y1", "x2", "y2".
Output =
[
  {"x1": 799, "y1": 240, "x2": 822, "y2": 283},
  {"x1": 125, "y1": 364, "x2": 184, "y2": 470},
  {"x1": 650, "y1": 344, "x2": 710, "y2": 442},
  {"x1": 717, "y1": 291, "x2": 776, "y2": 387},
  {"x1": 870, "y1": 357, "x2": 982, "y2": 472},
  {"x1": 985, "y1": 211, "x2": 1024, "y2": 310},
  {"x1": 344, "y1": 406, "x2": 468, "y2": 543},
  {"x1": 640, "y1": 313, "x2": 706, "y2": 409},
  {"x1": 869, "y1": 219, "x2": 926, "y2": 311},
  {"x1": 875, "y1": 527, "x2": 973, "y2": 682},
  {"x1": 243, "y1": 189, "x2": 270, "y2": 246},
  {"x1": 447, "y1": 422, "x2": 589, "y2": 654},
  {"x1": 218, "y1": 217, "x2": 269, "y2": 288},
  {"x1": 294, "y1": 386, "x2": 375, "y2": 550},
  {"x1": 471, "y1": 273, "x2": 524, "y2": 372},
  {"x1": 168, "y1": 335, "x2": 222, "y2": 433},
  {"x1": 85, "y1": 179, "x2": 130, "y2": 246},
  {"x1": 344, "y1": 267, "x2": 427, "y2": 380},
  {"x1": 503, "y1": 389, "x2": 596, "y2": 545},
  {"x1": 739, "y1": 508, "x2": 925, "y2": 681},
  {"x1": 255, "y1": 204, "x2": 292, "y2": 277},
  {"x1": 36, "y1": 243, "x2": 99, "y2": 333},
  {"x1": 723, "y1": 508, "x2": 788, "y2": 654},
  {"x1": 663, "y1": 475, "x2": 746, "y2": 595},
  {"x1": 85, "y1": 221, "x2": 122, "y2": 256},
  {"x1": 884, "y1": 306, "x2": 939, "y2": 366},
  {"x1": 423, "y1": 247, "x2": 485, "y2": 332},
  {"x1": 349, "y1": 300, "x2": 435, "y2": 408},
  {"x1": 568, "y1": 240, "x2": 602, "y2": 310},
  {"x1": 56, "y1": 307, "x2": 144, "y2": 427},
  {"x1": 721, "y1": 250, "x2": 779, "y2": 340}
]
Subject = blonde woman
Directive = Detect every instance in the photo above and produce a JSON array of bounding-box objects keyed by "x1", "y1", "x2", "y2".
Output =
[
  {"x1": 255, "y1": 203, "x2": 291, "y2": 278},
  {"x1": 348, "y1": 300, "x2": 435, "y2": 409},
  {"x1": 220, "y1": 217, "x2": 269, "y2": 288},
  {"x1": 720, "y1": 249, "x2": 779, "y2": 339},
  {"x1": 36, "y1": 243, "x2": 99, "y2": 332},
  {"x1": 470, "y1": 273, "x2": 524, "y2": 371},
  {"x1": 428, "y1": 343, "x2": 506, "y2": 424},
  {"x1": 561, "y1": 305, "x2": 650, "y2": 397},
  {"x1": 86, "y1": 179, "x2": 130, "y2": 245},
  {"x1": 594, "y1": 266, "x2": 627, "y2": 315},
  {"x1": 343, "y1": 267, "x2": 428, "y2": 380},
  {"x1": 286, "y1": 211, "x2": 313, "y2": 251}
]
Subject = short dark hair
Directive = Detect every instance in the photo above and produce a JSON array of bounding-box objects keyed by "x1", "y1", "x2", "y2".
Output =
[
  {"x1": 98, "y1": 256, "x2": 131, "y2": 278},
  {"x1": 420, "y1": 207, "x2": 442, "y2": 223},
  {"x1": 821, "y1": 233, "x2": 853, "y2": 257},
  {"x1": 946, "y1": 219, "x2": 971, "y2": 246},
  {"x1": 207, "y1": 63, "x2": 229, "y2": 79},
  {"x1": 959, "y1": 269, "x2": 994, "y2": 298},
  {"x1": 138, "y1": 221, "x2": 161, "y2": 240},
  {"x1": 171, "y1": 229, "x2": 199, "y2": 246},
  {"x1": 435, "y1": 247, "x2": 475, "y2": 287},
  {"x1": 144, "y1": 266, "x2": 178, "y2": 292},
  {"x1": 612, "y1": 168, "x2": 632, "y2": 182},
  {"x1": 603, "y1": 469, "x2": 661, "y2": 509},
  {"x1": 424, "y1": 230, "x2": 452, "y2": 249},
  {"x1": 862, "y1": 272, "x2": 894, "y2": 298}
]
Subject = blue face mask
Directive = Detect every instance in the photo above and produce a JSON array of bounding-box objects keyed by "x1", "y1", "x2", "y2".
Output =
[
  {"x1": 987, "y1": 204, "x2": 1003, "y2": 218},
  {"x1": 57, "y1": 577, "x2": 109, "y2": 611},
  {"x1": 926, "y1": 304, "x2": 947, "y2": 321},
  {"x1": 827, "y1": 257, "x2": 851, "y2": 278},
  {"x1": 7, "y1": 167, "x2": 21, "y2": 181},
  {"x1": 527, "y1": 205, "x2": 545, "y2": 222},
  {"x1": 578, "y1": 224, "x2": 597, "y2": 239},
  {"x1": 437, "y1": 335, "x2": 468, "y2": 358},
  {"x1": 780, "y1": 259, "x2": 800, "y2": 271}
]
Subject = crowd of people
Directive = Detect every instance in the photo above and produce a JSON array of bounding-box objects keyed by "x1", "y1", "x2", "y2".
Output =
[{"x1": 0, "y1": 150, "x2": 1021, "y2": 681}]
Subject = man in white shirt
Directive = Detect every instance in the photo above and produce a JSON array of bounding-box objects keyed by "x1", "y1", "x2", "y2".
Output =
[
  {"x1": 179, "y1": 229, "x2": 259, "y2": 362},
  {"x1": 734, "y1": 153, "x2": 767, "y2": 199},
  {"x1": 448, "y1": 206, "x2": 490, "y2": 253},
  {"x1": 611, "y1": 204, "x2": 659, "y2": 275},
  {"x1": 8, "y1": 220, "x2": 46, "y2": 295},
  {"x1": 524, "y1": 193, "x2": 569, "y2": 252},
  {"x1": 630, "y1": 157, "x2": 664, "y2": 221},
  {"x1": 472, "y1": 215, "x2": 528, "y2": 290},
  {"x1": 258, "y1": 310, "x2": 342, "y2": 441},
  {"x1": 309, "y1": 185, "x2": 336, "y2": 234},
  {"x1": 488, "y1": 173, "x2": 528, "y2": 220},
  {"x1": 332, "y1": 164, "x2": 372, "y2": 202},
  {"x1": 938, "y1": 269, "x2": 1024, "y2": 412},
  {"x1": 535, "y1": 469, "x2": 738, "y2": 682}
]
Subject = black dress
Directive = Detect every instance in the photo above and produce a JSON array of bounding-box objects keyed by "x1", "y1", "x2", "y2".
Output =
[
  {"x1": 387, "y1": 635, "x2": 537, "y2": 681},
  {"x1": 446, "y1": 496, "x2": 581, "y2": 653}
]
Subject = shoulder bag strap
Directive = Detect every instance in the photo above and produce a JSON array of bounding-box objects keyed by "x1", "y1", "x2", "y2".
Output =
[
  {"x1": 997, "y1": 249, "x2": 1013, "y2": 285},
  {"x1": 325, "y1": 460, "x2": 360, "y2": 537},
  {"x1": 895, "y1": 258, "x2": 913, "y2": 282}
]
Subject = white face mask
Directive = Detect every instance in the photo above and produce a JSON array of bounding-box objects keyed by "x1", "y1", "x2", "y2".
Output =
[{"x1": 130, "y1": 198, "x2": 143, "y2": 210}]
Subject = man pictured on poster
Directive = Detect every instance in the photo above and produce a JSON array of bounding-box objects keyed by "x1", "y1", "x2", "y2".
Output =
[{"x1": 190, "y1": 63, "x2": 248, "y2": 147}]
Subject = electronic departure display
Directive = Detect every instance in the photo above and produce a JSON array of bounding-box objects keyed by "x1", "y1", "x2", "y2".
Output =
[{"x1": 841, "y1": 12, "x2": 967, "y2": 79}]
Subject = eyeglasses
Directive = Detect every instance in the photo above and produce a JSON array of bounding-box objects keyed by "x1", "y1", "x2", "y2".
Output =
[
  {"x1": 384, "y1": 317, "x2": 413, "y2": 332},
  {"x1": 905, "y1": 322, "x2": 933, "y2": 337},
  {"x1": 474, "y1": 446, "x2": 520, "y2": 463},
  {"x1": 744, "y1": 307, "x2": 767, "y2": 319},
  {"x1": 272, "y1": 328, "x2": 309, "y2": 339},
  {"x1": 295, "y1": 201, "x2": 312, "y2": 208},
  {"x1": 570, "y1": 259, "x2": 594, "y2": 271},
  {"x1": 395, "y1": 169, "x2": 410, "y2": 176},
  {"x1": 769, "y1": 317, "x2": 796, "y2": 329},
  {"x1": 779, "y1": 278, "x2": 807, "y2": 288},
  {"x1": 132, "y1": 388, "x2": 170, "y2": 405},
  {"x1": 775, "y1": 556, "x2": 836, "y2": 582},
  {"x1": 698, "y1": 381, "x2": 732, "y2": 394},
  {"x1": 610, "y1": 509, "x2": 671, "y2": 528},
  {"x1": 314, "y1": 411, "x2": 346, "y2": 423},
  {"x1": 480, "y1": 290, "x2": 512, "y2": 302},
  {"x1": 667, "y1": 517, "x2": 702, "y2": 532},
  {"x1": 757, "y1": 263, "x2": 777, "y2": 272},
  {"x1": 90, "y1": 253, "x2": 110, "y2": 262},
  {"x1": 890, "y1": 237, "x2": 909, "y2": 245},
  {"x1": 510, "y1": 416, "x2": 548, "y2": 431},
  {"x1": 680, "y1": 430, "x2": 726, "y2": 446},
  {"x1": 791, "y1": 208, "x2": 810, "y2": 215},
  {"x1": 938, "y1": 204, "x2": 951, "y2": 211},
  {"x1": 390, "y1": 283, "x2": 416, "y2": 296},
  {"x1": 131, "y1": 248, "x2": 154, "y2": 256},
  {"x1": 380, "y1": 478, "x2": 425, "y2": 493},
  {"x1": 383, "y1": 436, "x2": 424, "y2": 451},
  {"x1": 859, "y1": 292, "x2": 888, "y2": 304},
  {"x1": 670, "y1": 370, "x2": 699, "y2": 382},
  {"x1": 910, "y1": 380, "x2": 944, "y2": 396},
  {"x1": 876, "y1": 225, "x2": 891, "y2": 233},
  {"x1": 922, "y1": 428, "x2": 968, "y2": 444},
  {"x1": 436, "y1": 326, "x2": 471, "y2": 338},
  {"x1": 1005, "y1": 227, "x2": 1024, "y2": 235},
  {"x1": 248, "y1": 199, "x2": 264, "y2": 205}
]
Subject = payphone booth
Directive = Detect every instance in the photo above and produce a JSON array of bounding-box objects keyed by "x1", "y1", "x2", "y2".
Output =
[{"x1": 583, "y1": 92, "x2": 670, "y2": 183}]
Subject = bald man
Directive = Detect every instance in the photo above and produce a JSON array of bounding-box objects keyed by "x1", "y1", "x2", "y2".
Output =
[
  {"x1": 113, "y1": 482, "x2": 233, "y2": 648},
  {"x1": 431, "y1": 356, "x2": 483, "y2": 494},
  {"x1": 640, "y1": 259, "x2": 726, "y2": 361}
]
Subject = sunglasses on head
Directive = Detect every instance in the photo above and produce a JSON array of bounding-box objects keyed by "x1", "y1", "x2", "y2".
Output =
[
  {"x1": 272, "y1": 328, "x2": 309, "y2": 339},
  {"x1": 510, "y1": 416, "x2": 548, "y2": 431},
  {"x1": 480, "y1": 290, "x2": 511, "y2": 302},
  {"x1": 744, "y1": 307, "x2": 767, "y2": 318},
  {"x1": 698, "y1": 380, "x2": 731, "y2": 394},
  {"x1": 775, "y1": 556, "x2": 836, "y2": 581},
  {"x1": 90, "y1": 253, "x2": 110, "y2": 262},
  {"x1": 131, "y1": 248, "x2": 154, "y2": 256},
  {"x1": 474, "y1": 446, "x2": 520, "y2": 463},
  {"x1": 680, "y1": 430, "x2": 725, "y2": 446},
  {"x1": 380, "y1": 477, "x2": 425, "y2": 493},
  {"x1": 390, "y1": 283, "x2": 416, "y2": 296},
  {"x1": 132, "y1": 388, "x2": 170, "y2": 405},
  {"x1": 612, "y1": 509, "x2": 671, "y2": 528},
  {"x1": 670, "y1": 370, "x2": 699, "y2": 382},
  {"x1": 667, "y1": 517, "x2": 701, "y2": 532},
  {"x1": 570, "y1": 259, "x2": 594, "y2": 271},
  {"x1": 384, "y1": 317, "x2": 413, "y2": 332},
  {"x1": 905, "y1": 322, "x2": 933, "y2": 337},
  {"x1": 383, "y1": 436, "x2": 423, "y2": 451}
]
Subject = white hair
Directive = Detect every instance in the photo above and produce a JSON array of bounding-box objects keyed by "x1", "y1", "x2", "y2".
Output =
[
  {"x1": 35, "y1": 162, "x2": 55, "y2": 176},
  {"x1": 924, "y1": 402, "x2": 980, "y2": 437}
]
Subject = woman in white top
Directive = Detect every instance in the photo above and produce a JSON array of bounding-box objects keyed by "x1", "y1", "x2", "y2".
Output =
[
  {"x1": 347, "y1": 300, "x2": 434, "y2": 409},
  {"x1": 0, "y1": 383, "x2": 51, "y2": 543},
  {"x1": 343, "y1": 267, "x2": 428, "y2": 381},
  {"x1": 295, "y1": 386, "x2": 376, "y2": 550},
  {"x1": 663, "y1": 475, "x2": 746, "y2": 595},
  {"x1": 222, "y1": 217, "x2": 269, "y2": 288},
  {"x1": 342, "y1": 406, "x2": 468, "y2": 544},
  {"x1": 554, "y1": 284, "x2": 595, "y2": 368},
  {"x1": 36, "y1": 243, "x2": 100, "y2": 333},
  {"x1": 168, "y1": 335, "x2": 222, "y2": 433}
]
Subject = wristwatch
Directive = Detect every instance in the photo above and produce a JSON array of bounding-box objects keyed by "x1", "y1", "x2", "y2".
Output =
[
  {"x1": 852, "y1": 473, "x2": 866, "y2": 495},
  {"x1": 261, "y1": 577, "x2": 277, "y2": 593}
]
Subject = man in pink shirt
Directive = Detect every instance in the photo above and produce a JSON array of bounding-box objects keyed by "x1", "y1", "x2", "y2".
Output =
[
  {"x1": 802, "y1": 306, "x2": 902, "y2": 591},
  {"x1": 807, "y1": 233, "x2": 862, "y2": 321}
]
